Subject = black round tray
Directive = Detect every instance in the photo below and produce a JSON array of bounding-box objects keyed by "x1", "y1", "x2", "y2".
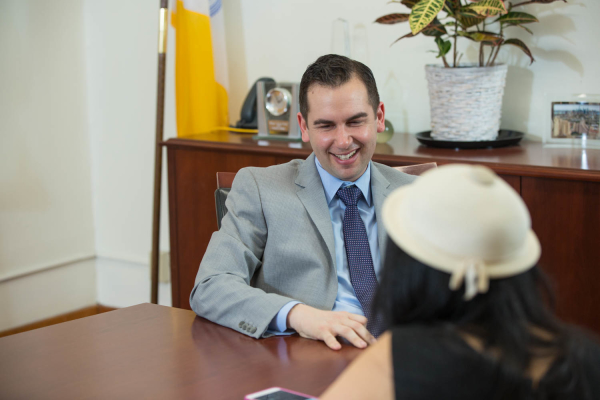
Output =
[{"x1": 415, "y1": 130, "x2": 524, "y2": 149}]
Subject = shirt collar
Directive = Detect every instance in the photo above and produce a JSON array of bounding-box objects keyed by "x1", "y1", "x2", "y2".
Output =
[{"x1": 315, "y1": 156, "x2": 372, "y2": 206}]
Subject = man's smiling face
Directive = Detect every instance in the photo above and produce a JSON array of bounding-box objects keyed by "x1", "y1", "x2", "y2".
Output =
[{"x1": 298, "y1": 76, "x2": 385, "y2": 182}]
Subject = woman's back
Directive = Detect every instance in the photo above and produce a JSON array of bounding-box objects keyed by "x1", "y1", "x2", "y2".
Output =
[{"x1": 391, "y1": 324, "x2": 600, "y2": 400}]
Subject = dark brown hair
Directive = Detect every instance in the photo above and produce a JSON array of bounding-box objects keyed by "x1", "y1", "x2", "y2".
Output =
[{"x1": 299, "y1": 54, "x2": 380, "y2": 120}]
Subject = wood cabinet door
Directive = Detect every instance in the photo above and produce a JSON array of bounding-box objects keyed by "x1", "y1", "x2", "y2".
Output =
[
  {"x1": 499, "y1": 174, "x2": 520, "y2": 194},
  {"x1": 522, "y1": 177, "x2": 600, "y2": 333}
]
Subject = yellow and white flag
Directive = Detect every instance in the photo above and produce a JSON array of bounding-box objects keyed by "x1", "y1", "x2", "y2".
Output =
[{"x1": 171, "y1": 0, "x2": 229, "y2": 137}]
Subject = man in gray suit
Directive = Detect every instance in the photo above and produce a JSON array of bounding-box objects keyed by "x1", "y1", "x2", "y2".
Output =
[{"x1": 190, "y1": 55, "x2": 416, "y2": 350}]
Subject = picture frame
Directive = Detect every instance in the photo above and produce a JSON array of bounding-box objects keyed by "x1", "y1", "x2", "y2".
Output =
[{"x1": 544, "y1": 93, "x2": 600, "y2": 148}]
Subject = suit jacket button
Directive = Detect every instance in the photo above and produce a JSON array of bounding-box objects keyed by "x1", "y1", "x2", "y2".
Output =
[
  {"x1": 239, "y1": 321, "x2": 245, "y2": 328},
  {"x1": 250, "y1": 327, "x2": 257, "y2": 334}
]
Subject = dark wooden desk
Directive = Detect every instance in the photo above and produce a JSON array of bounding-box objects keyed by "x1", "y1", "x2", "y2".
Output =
[
  {"x1": 164, "y1": 132, "x2": 600, "y2": 334},
  {"x1": 0, "y1": 304, "x2": 360, "y2": 399}
]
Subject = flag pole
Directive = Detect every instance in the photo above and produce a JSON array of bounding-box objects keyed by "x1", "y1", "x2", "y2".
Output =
[{"x1": 150, "y1": 0, "x2": 169, "y2": 304}]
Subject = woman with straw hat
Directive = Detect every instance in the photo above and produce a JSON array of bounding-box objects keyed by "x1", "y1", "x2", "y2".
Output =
[{"x1": 320, "y1": 164, "x2": 600, "y2": 400}]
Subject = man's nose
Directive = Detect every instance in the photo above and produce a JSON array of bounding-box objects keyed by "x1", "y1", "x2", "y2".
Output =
[{"x1": 333, "y1": 126, "x2": 352, "y2": 148}]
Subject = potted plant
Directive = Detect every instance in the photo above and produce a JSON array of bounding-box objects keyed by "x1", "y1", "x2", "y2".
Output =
[{"x1": 375, "y1": 0, "x2": 566, "y2": 141}]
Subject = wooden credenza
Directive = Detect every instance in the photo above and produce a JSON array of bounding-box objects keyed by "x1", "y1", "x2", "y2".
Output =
[{"x1": 164, "y1": 132, "x2": 600, "y2": 334}]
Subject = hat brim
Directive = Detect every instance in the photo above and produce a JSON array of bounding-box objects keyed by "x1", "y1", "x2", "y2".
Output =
[{"x1": 382, "y1": 185, "x2": 541, "y2": 278}]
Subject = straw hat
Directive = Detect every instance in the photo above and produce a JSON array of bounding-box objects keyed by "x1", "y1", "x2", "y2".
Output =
[{"x1": 382, "y1": 164, "x2": 541, "y2": 300}]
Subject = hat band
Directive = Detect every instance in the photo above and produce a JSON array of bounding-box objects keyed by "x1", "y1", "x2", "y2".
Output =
[{"x1": 449, "y1": 259, "x2": 490, "y2": 301}]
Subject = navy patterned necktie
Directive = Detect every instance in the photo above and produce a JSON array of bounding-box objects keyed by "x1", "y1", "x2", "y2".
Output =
[{"x1": 337, "y1": 185, "x2": 384, "y2": 337}]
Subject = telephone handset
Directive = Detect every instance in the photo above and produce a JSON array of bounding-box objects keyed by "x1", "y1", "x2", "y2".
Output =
[{"x1": 235, "y1": 77, "x2": 275, "y2": 129}]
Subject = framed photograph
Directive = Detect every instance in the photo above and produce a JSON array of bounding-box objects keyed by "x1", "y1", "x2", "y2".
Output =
[{"x1": 545, "y1": 94, "x2": 600, "y2": 148}]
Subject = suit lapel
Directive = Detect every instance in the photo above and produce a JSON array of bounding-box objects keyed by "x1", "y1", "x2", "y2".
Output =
[
  {"x1": 371, "y1": 163, "x2": 392, "y2": 258},
  {"x1": 295, "y1": 154, "x2": 336, "y2": 267}
]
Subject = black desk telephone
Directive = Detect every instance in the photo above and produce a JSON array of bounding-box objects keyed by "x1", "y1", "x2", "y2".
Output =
[{"x1": 235, "y1": 77, "x2": 275, "y2": 129}]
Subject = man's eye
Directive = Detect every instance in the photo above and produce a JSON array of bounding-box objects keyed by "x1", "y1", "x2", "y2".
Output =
[{"x1": 349, "y1": 120, "x2": 364, "y2": 126}]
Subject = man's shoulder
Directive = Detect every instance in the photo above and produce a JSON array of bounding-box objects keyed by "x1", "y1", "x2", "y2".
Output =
[
  {"x1": 235, "y1": 158, "x2": 307, "y2": 188},
  {"x1": 372, "y1": 161, "x2": 418, "y2": 187}
]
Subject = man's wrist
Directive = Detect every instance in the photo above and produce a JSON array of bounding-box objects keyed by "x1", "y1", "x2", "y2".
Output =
[
  {"x1": 287, "y1": 303, "x2": 307, "y2": 331},
  {"x1": 269, "y1": 301, "x2": 302, "y2": 333}
]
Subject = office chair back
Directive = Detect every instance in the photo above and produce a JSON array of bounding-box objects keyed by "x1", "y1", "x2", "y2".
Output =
[{"x1": 215, "y1": 172, "x2": 235, "y2": 229}]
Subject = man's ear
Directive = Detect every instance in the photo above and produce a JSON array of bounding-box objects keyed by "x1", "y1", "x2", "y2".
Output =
[
  {"x1": 376, "y1": 102, "x2": 386, "y2": 133},
  {"x1": 298, "y1": 112, "x2": 310, "y2": 142}
]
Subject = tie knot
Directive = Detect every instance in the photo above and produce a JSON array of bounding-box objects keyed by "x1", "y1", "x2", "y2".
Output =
[{"x1": 337, "y1": 185, "x2": 362, "y2": 207}]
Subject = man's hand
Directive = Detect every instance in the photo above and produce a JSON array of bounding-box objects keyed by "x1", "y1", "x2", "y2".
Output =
[{"x1": 287, "y1": 304, "x2": 376, "y2": 350}]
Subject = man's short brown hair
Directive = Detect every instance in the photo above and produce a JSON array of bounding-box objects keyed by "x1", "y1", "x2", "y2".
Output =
[{"x1": 299, "y1": 54, "x2": 380, "y2": 119}]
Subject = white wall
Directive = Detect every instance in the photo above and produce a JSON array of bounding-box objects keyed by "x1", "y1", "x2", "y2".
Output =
[
  {"x1": 0, "y1": 0, "x2": 97, "y2": 330},
  {"x1": 0, "y1": 259, "x2": 96, "y2": 332},
  {"x1": 84, "y1": 0, "x2": 176, "y2": 264},
  {"x1": 95, "y1": 257, "x2": 171, "y2": 309},
  {"x1": 83, "y1": 0, "x2": 175, "y2": 308}
]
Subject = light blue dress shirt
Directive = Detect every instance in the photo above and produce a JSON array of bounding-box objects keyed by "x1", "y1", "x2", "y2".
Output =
[{"x1": 267, "y1": 157, "x2": 381, "y2": 333}]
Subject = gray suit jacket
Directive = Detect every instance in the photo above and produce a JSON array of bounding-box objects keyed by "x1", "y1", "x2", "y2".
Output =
[{"x1": 190, "y1": 153, "x2": 416, "y2": 338}]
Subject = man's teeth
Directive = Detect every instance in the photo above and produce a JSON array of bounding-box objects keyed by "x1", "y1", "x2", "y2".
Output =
[{"x1": 334, "y1": 150, "x2": 357, "y2": 160}]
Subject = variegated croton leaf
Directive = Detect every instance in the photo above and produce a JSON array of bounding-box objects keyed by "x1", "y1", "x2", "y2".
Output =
[
  {"x1": 435, "y1": 36, "x2": 452, "y2": 58},
  {"x1": 496, "y1": 12, "x2": 538, "y2": 25},
  {"x1": 389, "y1": 17, "x2": 446, "y2": 46},
  {"x1": 504, "y1": 38, "x2": 535, "y2": 64},
  {"x1": 375, "y1": 13, "x2": 411, "y2": 24},
  {"x1": 422, "y1": 18, "x2": 448, "y2": 36},
  {"x1": 391, "y1": 32, "x2": 416, "y2": 45},
  {"x1": 400, "y1": 0, "x2": 420, "y2": 9},
  {"x1": 457, "y1": 9, "x2": 487, "y2": 28},
  {"x1": 444, "y1": 0, "x2": 461, "y2": 13},
  {"x1": 513, "y1": 0, "x2": 566, "y2": 5},
  {"x1": 465, "y1": 0, "x2": 508, "y2": 16},
  {"x1": 409, "y1": 0, "x2": 446, "y2": 34},
  {"x1": 458, "y1": 30, "x2": 504, "y2": 45}
]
